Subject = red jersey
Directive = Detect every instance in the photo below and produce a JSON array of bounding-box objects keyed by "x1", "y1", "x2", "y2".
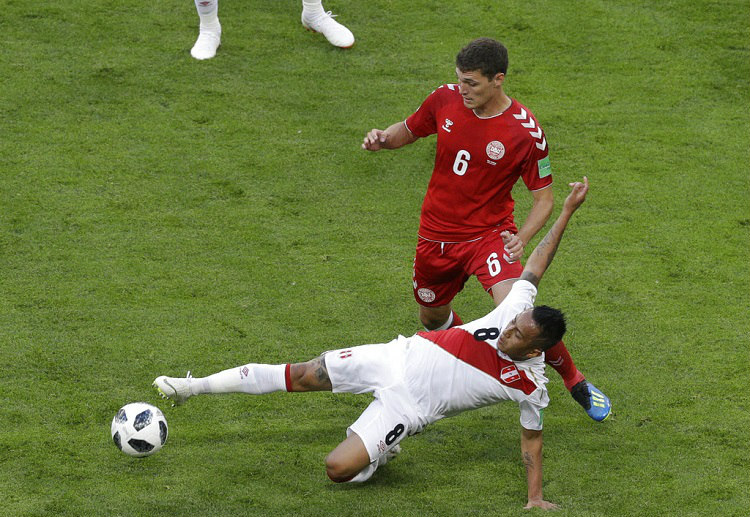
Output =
[{"x1": 405, "y1": 84, "x2": 553, "y2": 242}]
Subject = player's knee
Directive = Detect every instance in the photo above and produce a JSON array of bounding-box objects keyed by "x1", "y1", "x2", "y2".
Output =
[{"x1": 324, "y1": 454, "x2": 356, "y2": 483}]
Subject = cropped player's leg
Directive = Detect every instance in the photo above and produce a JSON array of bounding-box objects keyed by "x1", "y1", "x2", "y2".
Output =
[
  {"x1": 153, "y1": 357, "x2": 332, "y2": 405},
  {"x1": 191, "y1": 0, "x2": 221, "y2": 60},
  {"x1": 550, "y1": 345, "x2": 612, "y2": 422},
  {"x1": 300, "y1": 0, "x2": 354, "y2": 48},
  {"x1": 544, "y1": 341, "x2": 585, "y2": 391}
]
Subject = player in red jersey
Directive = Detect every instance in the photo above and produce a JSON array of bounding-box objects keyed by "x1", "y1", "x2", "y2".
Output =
[{"x1": 362, "y1": 38, "x2": 610, "y2": 422}]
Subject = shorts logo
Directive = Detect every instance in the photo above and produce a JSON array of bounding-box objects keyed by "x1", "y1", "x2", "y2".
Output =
[
  {"x1": 339, "y1": 349, "x2": 352, "y2": 359},
  {"x1": 417, "y1": 288, "x2": 436, "y2": 303},
  {"x1": 377, "y1": 440, "x2": 386, "y2": 454},
  {"x1": 486, "y1": 140, "x2": 505, "y2": 161},
  {"x1": 500, "y1": 365, "x2": 520, "y2": 383}
]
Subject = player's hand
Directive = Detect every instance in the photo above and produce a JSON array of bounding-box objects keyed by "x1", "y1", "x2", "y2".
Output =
[
  {"x1": 362, "y1": 128, "x2": 387, "y2": 151},
  {"x1": 524, "y1": 498, "x2": 559, "y2": 510},
  {"x1": 563, "y1": 176, "x2": 589, "y2": 213},
  {"x1": 500, "y1": 231, "x2": 525, "y2": 263}
]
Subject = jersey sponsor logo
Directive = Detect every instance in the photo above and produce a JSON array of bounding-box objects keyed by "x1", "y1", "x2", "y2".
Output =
[
  {"x1": 537, "y1": 156, "x2": 551, "y2": 178},
  {"x1": 486, "y1": 140, "x2": 505, "y2": 161},
  {"x1": 441, "y1": 119, "x2": 454, "y2": 132},
  {"x1": 500, "y1": 365, "x2": 521, "y2": 383},
  {"x1": 417, "y1": 288, "x2": 436, "y2": 303}
]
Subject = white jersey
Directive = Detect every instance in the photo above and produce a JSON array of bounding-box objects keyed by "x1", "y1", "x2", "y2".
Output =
[{"x1": 403, "y1": 280, "x2": 549, "y2": 430}]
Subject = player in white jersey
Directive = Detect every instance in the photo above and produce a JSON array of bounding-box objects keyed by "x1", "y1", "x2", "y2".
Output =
[
  {"x1": 154, "y1": 178, "x2": 590, "y2": 510},
  {"x1": 189, "y1": 0, "x2": 354, "y2": 61}
]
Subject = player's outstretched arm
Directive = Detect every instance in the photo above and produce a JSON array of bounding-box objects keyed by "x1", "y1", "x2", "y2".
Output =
[
  {"x1": 362, "y1": 121, "x2": 418, "y2": 151},
  {"x1": 519, "y1": 177, "x2": 589, "y2": 288},
  {"x1": 521, "y1": 428, "x2": 559, "y2": 510}
]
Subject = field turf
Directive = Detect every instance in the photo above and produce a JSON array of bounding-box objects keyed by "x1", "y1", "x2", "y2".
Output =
[{"x1": 1, "y1": 1, "x2": 748, "y2": 515}]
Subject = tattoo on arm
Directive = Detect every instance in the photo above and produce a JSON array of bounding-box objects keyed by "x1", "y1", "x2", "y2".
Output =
[
  {"x1": 520, "y1": 271, "x2": 540, "y2": 286},
  {"x1": 523, "y1": 227, "x2": 562, "y2": 287}
]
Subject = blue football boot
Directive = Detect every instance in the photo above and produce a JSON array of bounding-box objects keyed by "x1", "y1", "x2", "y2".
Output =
[{"x1": 571, "y1": 381, "x2": 611, "y2": 422}]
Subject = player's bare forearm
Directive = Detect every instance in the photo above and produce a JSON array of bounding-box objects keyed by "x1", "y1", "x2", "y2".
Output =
[
  {"x1": 517, "y1": 186, "x2": 554, "y2": 248},
  {"x1": 521, "y1": 428, "x2": 544, "y2": 501},
  {"x1": 520, "y1": 178, "x2": 588, "y2": 287},
  {"x1": 521, "y1": 428, "x2": 558, "y2": 510},
  {"x1": 362, "y1": 121, "x2": 418, "y2": 151}
]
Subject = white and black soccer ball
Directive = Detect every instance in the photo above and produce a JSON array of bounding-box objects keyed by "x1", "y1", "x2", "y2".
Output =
[{"x1": 111, "y1": 402, "x2": 168, "y2": 457}]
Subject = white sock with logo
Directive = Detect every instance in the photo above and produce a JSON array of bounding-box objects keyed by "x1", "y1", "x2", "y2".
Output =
[
  {"x1": 195, "y1": 0, "x2": 220, "y2": 30},
  {"x1": 191, "y1": 363, "x2": 287, "y2": 395}
]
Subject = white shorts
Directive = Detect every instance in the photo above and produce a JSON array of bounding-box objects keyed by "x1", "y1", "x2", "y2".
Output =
[{"x1": 324, "y1": 339, "x2": 423, "y2": 462}]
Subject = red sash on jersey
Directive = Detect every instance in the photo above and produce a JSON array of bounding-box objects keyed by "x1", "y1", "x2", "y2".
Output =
[{"x1": 417, "y1": 328, "x2": 537, "y2": 395}]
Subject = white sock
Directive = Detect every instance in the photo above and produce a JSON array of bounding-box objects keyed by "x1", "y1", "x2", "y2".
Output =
[
  {"x1": 195, "y1": 0, "x2": 220, "y2": 29},
  {"x1": 301, "y1": 0, "x2": 325, "y2": 18},
  {"x1": 192, "y1": 363, "x2": 287, "y2": 395},
  {"x1": 346, "y1": 462, "x2": 377, "y2": 483}
]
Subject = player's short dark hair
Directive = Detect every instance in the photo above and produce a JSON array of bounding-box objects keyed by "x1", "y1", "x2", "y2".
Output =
[
  {"x1": 456, "y1": 38, "x2": 509, "y2": 79},
  {"x1": 530, "y1": 306, "x2": 567, "y2": 351}
]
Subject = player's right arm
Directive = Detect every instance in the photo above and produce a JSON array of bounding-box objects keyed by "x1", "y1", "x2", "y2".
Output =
[
  {"x1": 362, "y1": 121, "x2": 419, "y2": 151},
  {"x1": 521, "y1": 428, "x2": 559, "y2": 510},
  {"x1": 516, "y1": 177, "x2": 589, "y2": 288}
]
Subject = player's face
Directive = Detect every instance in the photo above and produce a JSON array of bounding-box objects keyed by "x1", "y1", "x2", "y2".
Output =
[
  {"x1": 497, "y1": 310, "x2": 543, "y2": 361},
  {"x1": 455, "y1": 68, "x2": 503, "y2": 112}
]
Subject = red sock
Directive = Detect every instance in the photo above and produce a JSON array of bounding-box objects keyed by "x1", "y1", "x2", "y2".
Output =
[
  {"x1": 545, "y1": 340, "x2": 585, "y2": 391},
  {"x1": 449, "y1": 311, "x2": 463, "y2": 328}
]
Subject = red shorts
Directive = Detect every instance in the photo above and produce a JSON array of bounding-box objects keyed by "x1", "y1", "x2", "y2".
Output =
[{"x1": 412, "y1": 230, "x2": 523, "y2": 307}]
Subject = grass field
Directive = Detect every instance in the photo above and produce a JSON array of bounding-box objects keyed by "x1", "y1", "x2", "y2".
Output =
[{"x1": 1, "y1": 0, "x2": 748, "y2": 515}]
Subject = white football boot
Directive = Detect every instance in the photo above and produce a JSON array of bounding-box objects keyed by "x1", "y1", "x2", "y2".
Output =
[
  {"x1": 153, "y1": 372, "x2": 194, "y2": 406},
  {"x1": 191, "y1": 23, "x2": 221, "y2": 60},
  {"x1": 301, "y1": 11, "x2": 354, "y2": 48}
]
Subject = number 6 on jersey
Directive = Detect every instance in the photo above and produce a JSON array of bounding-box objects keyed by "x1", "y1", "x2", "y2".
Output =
[{"x1": 452, "y1": 150, "x2": 471, "y2": 176}]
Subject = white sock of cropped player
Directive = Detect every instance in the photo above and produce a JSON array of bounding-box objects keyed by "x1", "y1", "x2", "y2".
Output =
[
  {"x1": 301, "y1": 0, "x2": 325, "y2": 19},
  {"x1": 429, "y1": 311, "x2": 454, "y2": 332},
  {"x1": 191, "y1": 363, "x2": 287, "y2": 395},
  {"x1": 195, "y1": 0, "x2": 220, "y2": 29}
]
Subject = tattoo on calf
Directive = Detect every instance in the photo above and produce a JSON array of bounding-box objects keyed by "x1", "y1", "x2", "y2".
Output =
[{"x1": 312, "y1": 357, "x2": 330, "y2": 383}]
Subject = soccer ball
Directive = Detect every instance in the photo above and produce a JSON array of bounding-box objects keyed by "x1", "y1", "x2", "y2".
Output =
[{"x1": 111, "y1": 402, "x2": 168, "y2": 457}]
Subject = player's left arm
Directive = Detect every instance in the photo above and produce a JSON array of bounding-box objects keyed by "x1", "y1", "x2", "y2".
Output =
[{"x1": 520, "y1": 427, "x2": 559, "y2": 510}]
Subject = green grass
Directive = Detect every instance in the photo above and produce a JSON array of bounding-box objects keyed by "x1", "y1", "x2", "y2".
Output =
[{"x1": 1, "y1": 0, "x2": 748, "y2": 515}]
